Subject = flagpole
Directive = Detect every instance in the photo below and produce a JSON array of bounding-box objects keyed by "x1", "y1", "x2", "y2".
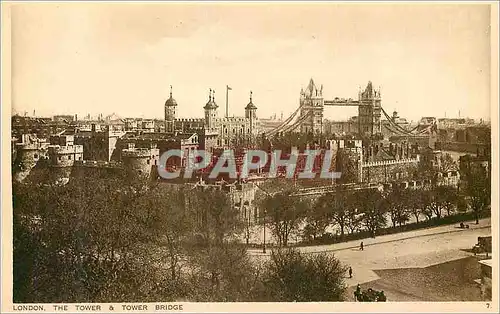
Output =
[{"x1": 226, "y1": 85, "x2": 229, "y2": 118}]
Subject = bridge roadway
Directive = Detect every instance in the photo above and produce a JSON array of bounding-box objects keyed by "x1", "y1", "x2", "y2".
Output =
[{"x1": 248, "y1": 218, "x2": 491, "y2": 301}]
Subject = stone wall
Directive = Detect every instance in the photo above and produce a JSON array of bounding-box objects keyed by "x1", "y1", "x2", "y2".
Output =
[{"x1": 361, "y1": 157, "x2": 419, "y2": 184}]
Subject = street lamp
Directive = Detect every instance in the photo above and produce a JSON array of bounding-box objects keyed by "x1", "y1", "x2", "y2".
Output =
[
  {"x1": 254, "y1": 183, "x2": 272, "y2": 254},
  {"x1": 263, "y1": 209, "x2": 266, "y2": 253}
]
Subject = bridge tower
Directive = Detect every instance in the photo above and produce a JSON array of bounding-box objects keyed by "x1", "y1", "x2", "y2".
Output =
[
  {"x1": 299, "y1": 78, "x2": 324, "y2": 134},
  {"x1": 358, "y1": 81, "x2": 382, "y2": 136}
]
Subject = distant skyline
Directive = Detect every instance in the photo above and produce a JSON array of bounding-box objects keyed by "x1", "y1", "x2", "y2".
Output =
[{"x1": 11, "y1": 3, "x2": 492, "y2": 122}]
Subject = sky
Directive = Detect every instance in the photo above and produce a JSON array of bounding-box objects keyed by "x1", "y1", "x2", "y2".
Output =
[{"x1": 10, "y1": 3, "x2": 492, "y2": 122}]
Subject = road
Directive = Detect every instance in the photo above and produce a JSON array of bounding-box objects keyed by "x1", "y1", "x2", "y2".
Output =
[{"x1": 249, "y1": 218, "x2": 491, "y2": 301}]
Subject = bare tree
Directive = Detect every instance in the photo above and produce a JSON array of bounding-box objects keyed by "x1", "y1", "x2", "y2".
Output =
[
  {"x1": 386, "y1": 188, "x2": 410, "y2": 227},
  {"x1": 356, "y1": 189, "x2": 387, "y2": 237},
  {"x1": 261, "y1": 191, "x2": 308, "y2": 247},
  {"x1": 461, "y1": 165, "x2": 491, "y2": 224},
  {"x1": 406, "y1": 189, "x2": 424, "y2": 223},
  {"x1": 435, "y1": 185, "x2": 459, "y2": 216}
]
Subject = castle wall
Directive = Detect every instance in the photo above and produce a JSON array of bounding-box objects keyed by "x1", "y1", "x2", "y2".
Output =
[
  {"x1": 74, "y1": 130, "x2": 125, "y2": 162},
  {"x1": 47, "y1": 145, "x2": 84, "y2": 167},
  {"x1": 71, "y1": 160, "x2": 125, "y2": 180},
  {"x1": 121, "y1": 147, "x2": 160, "y2": 180},
  {"x1": 215, "y1": 117, "x2": 254, "y2": 147},
  {"x1": 47, "y1": 144, "x2": 84, "y2": 184},
  {"x1": 12, "y1": 134, "x2": 50, "y2": 182},
  {"x1": 174, "y1": 118, "x2": 205, "y2": 133},
  {"x1": 13, "y1": 145, "x2": 45, "y2": 182},
  {"x1": 361, "y1": 157, "x2": 419, "y2": 184}
]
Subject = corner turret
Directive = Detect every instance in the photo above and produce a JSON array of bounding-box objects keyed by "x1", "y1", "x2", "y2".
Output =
[
  {"x1": 164, "y1": 85, "x2": 178, "y2": 133},
  {"x1": 204, "y1": 89, "x2": 218, "y2": 130}
]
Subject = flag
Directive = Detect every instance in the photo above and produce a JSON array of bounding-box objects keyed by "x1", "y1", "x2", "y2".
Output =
[{"x1": 227, "y1": 85, "x2": 232, "y2": 91}]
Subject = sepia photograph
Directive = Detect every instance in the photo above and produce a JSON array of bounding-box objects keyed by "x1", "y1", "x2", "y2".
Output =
[{"x1": 1, "y1": 1, "x2": 498, "y2": 313}]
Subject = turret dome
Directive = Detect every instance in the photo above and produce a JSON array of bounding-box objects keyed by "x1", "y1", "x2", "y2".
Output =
[
  {"x1": 245, "y1": 91, "x2": 257, "y2": 110},
  {"x1": 204, "y1": 89, "x2": 218, "y2": 110},
  {"x1": 165, "y1": 86, "x2": 178, "y2": 107},
  {"x1": 165, "y1": 97, "x2": 177, "y2": 107}
]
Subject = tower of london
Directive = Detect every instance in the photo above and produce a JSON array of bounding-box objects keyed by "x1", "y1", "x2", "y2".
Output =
[{"x1": 164, "y1": 87, "x2": 260, "y2": 150}]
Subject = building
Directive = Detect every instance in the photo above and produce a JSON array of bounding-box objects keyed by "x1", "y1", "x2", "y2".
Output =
[
  {"x1": 116, "y1": 131, "x2": 199, "y2": 169},
  {"x1": 359, "y1": 142, "x2": 420, "y2": 184},
  {"x1": 380, "y1": 111, "x2": 411, "y2": 138},
  {"x1": 72, "y1": 124, "x2": 126, "y2": 162},
  {"x1": 460, "y1": 152, "x2": 490, "y2": 178},
  {"x1": 334, "y1": 139, "x2": 420, "y2": 184},
  {"x1": 259, "y1": 115, "x2": 285, "y2": 134},
  {"x1": 324, "y1": 117, "x2": 359, "y2": 136},
  {"x1": 164, "y1": 87, "x2": 260, "y2": 150},
  {"x1": 11, "y1": 115, "x2": 71, "y2": 141}
]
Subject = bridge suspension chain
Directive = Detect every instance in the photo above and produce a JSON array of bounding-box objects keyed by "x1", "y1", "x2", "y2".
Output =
[
  {"x1": 266, "y1": 101, "x2": 307, "y2": 136},
  {"x1": 381, "y1": 107, "x2": 433, "y2": 136},
  {"x1": 278, "y1": 111, "x2": 313, "y2": 134}
]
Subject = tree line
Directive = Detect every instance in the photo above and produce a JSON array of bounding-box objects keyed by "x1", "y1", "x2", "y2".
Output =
[{"x1": 257, "y1": 162, "x2": 490, "y2": 247}]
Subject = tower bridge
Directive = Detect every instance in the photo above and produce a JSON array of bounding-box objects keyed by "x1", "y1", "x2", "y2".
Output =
[{"x1": 265, "y1": 79, "x2": 432, "y2": 138}]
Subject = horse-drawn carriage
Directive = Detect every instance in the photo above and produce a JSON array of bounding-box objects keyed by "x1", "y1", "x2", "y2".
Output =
[
  {"x1": 354, "y1": 286, "x2": 387, "y2": 302},
  {"x1": 473, "y1": 236, "x2": 492, "y2": 256}
]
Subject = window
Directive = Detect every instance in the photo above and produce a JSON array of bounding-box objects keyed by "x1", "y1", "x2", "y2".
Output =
[
  {"x1": 69, "y1": 155, "x2": 72, "y2": 160},
  {"x1": 147, "y1": 160, "x2": 150, "y2": 165},
  {"x1": 33, "y1": 153, "x2": 38, "y2": 159}
]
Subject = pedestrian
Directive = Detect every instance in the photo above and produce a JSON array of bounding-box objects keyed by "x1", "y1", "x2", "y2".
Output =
[
  {"x1": 360, "y1": 241, "x2": 364, "y2": 251},
  {"x1": 377, "y1": 291, "x2": 387, "y2": 302},
  {"x1": 355, "y1": 284, "x2": 361, "y2": 302},
  {"x1": 348, "y1": 267, "x2": 353, "y2": 278}
]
